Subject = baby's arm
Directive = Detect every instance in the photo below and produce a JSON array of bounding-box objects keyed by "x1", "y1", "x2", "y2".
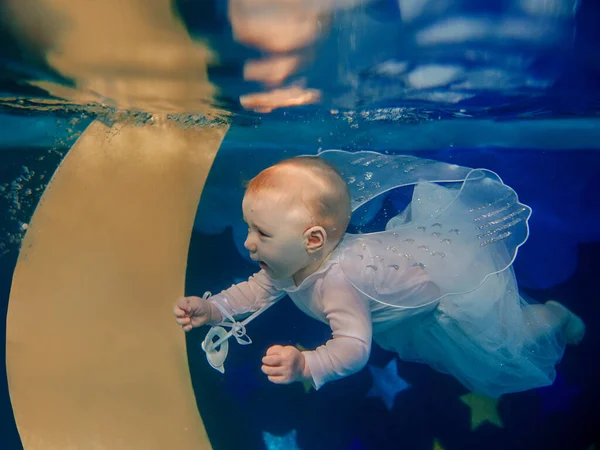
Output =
[
  {"x1": 175, "y1": 270, "x2": 284, "y2": 330},
  {"x1": 302, "y1": 274, "x2": 373, "y2": 390},
  {"x1": 209, "y1": 269, "x2": 286, "y2": 321}
]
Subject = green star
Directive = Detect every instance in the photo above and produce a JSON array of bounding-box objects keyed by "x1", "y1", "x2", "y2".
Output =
[{"x1": 460, "y1": 392, "x2": 504, "y2": 431}]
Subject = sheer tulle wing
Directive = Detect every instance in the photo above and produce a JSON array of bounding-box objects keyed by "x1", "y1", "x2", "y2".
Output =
[
  {"x1": 317, "y1": 150, "x2": 472, "y2": 212},
  {"x1": 318, "y1": 151, "x2": 562, "y2": 397},
  {"x1": 338, "y1": 168, "x2": 531, "y2": 309}
]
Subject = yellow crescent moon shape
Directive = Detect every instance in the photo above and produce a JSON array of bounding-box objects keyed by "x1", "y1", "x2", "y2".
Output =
[{"x1": 6, "y1": 118, "x2": 228, "y2": 449}]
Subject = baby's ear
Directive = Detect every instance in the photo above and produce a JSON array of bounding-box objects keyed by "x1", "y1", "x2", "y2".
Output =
[{"x1": 304, "y1": 226, "x2": 327, "y2": 253}]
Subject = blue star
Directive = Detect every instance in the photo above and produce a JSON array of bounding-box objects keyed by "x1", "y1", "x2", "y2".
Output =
[
  {"x1": 262, "y1": 429, "x2": 300, "y2": 450},
  {"x1": 537, "y1": 374, "x2": 583, "y2": 415},
  {"x1": 367, "y1": 358, "x2": 411, "y2": 411}
]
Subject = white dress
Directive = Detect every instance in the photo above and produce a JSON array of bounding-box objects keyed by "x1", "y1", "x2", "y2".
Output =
[{"x1": 327, "y1": 150, "x2": 567, "y2": 397}]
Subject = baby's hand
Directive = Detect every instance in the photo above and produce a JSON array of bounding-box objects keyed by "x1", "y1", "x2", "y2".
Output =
[
  {"x1": 261, "y1": 345, "x2": 311, "y2": 385},
  {"x1": 173, "y1": 296, "x2": 219, "y2": 332}
]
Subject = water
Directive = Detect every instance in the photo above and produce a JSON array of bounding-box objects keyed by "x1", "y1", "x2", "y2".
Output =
[{"x1": 1, "y1": 1, "x2": 599, "y2": 449}]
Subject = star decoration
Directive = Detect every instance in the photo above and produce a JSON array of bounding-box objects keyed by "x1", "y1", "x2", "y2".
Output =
[
  {"x1": 536, "y1": 374, "x2": 583, "y2": 416},
  {"x1": 262, "y1": 429, "x2": 300, "y2": 450},
  {"x1": 460, "y1": 392, "x2": 504, "y2": 431},
  {"x1": 433, "y1": 439, "x2": 446, "y2": 450},
  {"x1": 367, "y1": 358, "x2": 411, "y2": 411},
  {"x1": 300, "y1": 379, "x2": 313, "y2": 393}
]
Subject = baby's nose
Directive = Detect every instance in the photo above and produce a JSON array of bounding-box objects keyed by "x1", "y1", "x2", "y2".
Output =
[{"x1": 244, "y1": 235, "x2": 256, "y2": 252}]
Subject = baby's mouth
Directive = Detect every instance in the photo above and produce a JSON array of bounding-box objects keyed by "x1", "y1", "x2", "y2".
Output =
[{"x1": 259, "y1": 261, "x2": 268, "y2": 270}]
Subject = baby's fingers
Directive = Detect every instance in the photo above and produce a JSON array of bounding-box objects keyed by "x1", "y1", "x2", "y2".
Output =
[
  {"x1": 173, "y1": 306, "x2": 188, "y2": 318},
  {"x1": 262, "y1": 354, "x2": 282, "y2": 366},
  {"x1": 267, "y1": 375, "x2": 289, "y2": 384},
  {"x1": 261, "y1": 364, "x2": 283, "y2": 377},
  {"x1": 175, "y1": 316, "x2": 191, "y2": 326},
  {"x1": 174, "y1": 298, "x2": 190, "y2": 315},
  {"x1": 266, "y1": 344, "x2": 284, "y2": 356}
]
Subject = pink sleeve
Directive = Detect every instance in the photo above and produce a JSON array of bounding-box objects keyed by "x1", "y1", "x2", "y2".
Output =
[
  {"x1": 302, "y1": 273, "x2": 372, "y2": 390},
  {"x1": 210, "y1": 270, "x2": 286, "y2": 318}
]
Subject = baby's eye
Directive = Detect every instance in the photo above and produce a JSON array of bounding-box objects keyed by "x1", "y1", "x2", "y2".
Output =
[{"x1": 258, "y1": 230, "x2": 270, "y2": 238}]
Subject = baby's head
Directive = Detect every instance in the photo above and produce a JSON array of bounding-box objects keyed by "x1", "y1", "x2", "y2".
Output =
[
  {"x1": 245, "y1": 156, "x2": 351, "y2": 245},
  {"x1": 242, "y1": 156, "x2": 351, "y2": 281}
]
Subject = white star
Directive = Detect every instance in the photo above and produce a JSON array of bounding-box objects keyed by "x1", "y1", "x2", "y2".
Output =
[
  {"x1": 367, "y1": 358, "x2": 411, "y2": 411},
  {"x1": 262, "y1": 429, "x2": 300, "y2": 450}
]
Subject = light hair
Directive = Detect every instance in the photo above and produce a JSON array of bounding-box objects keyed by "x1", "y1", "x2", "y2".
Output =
[{"x1": 245, "y1": 156, "x2": 351, "y2": 243}]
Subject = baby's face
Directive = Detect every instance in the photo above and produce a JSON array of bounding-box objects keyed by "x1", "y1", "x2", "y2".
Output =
[{"x1": 241, "y1": 191, "x2": 311, "y2": 280}]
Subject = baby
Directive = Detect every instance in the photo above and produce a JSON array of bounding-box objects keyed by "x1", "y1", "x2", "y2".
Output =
[{"x1": 174, "y1": 155, "x2": 584, "y2": 395}]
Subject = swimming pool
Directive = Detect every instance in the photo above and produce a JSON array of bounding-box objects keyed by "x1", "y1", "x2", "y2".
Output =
[{"x1": 1, "y1": 1, "x2": 598, "y2": 449}]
